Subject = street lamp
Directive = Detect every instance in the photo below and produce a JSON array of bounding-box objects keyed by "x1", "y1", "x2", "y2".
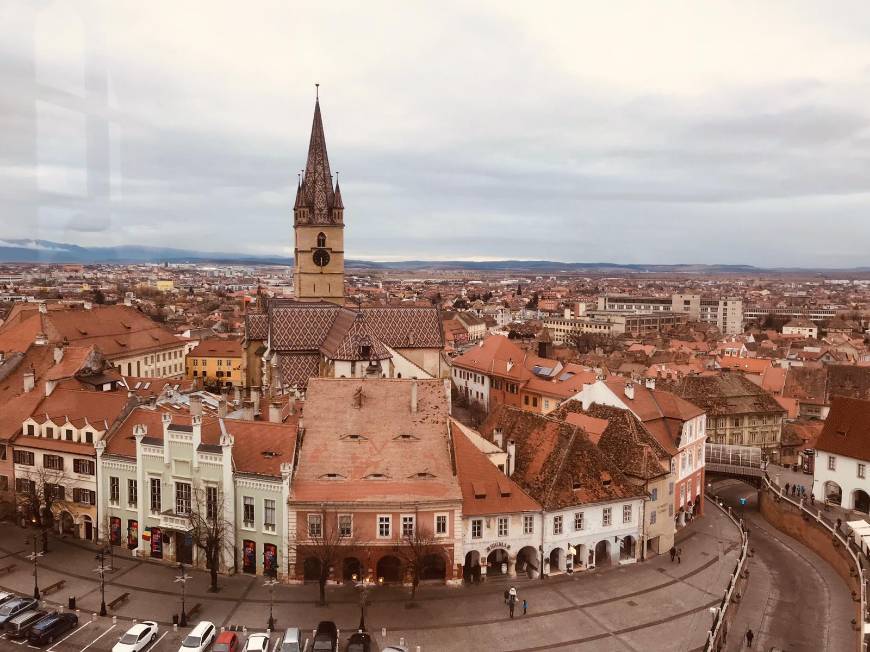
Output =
[
  {"x1": 263, "y1": 577, "x2": 279, "y2": 631},
  {"x1": 351, "y1": 571, "x2": 383, "y2": 632},
  {"x1": 94, "y1": 548, "x2": 110, "y2": 616},
  {"x1": 174, "y1": 562, "x2": 192, "y2": 627},
  {"x1": 25, "y1": 536, "x2": 43, "y2": 600}
]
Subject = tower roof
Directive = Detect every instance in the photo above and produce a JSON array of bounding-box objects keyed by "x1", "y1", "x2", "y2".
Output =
[{"x1": 300, "y1": 98, "x2": 337, "y2": 224}]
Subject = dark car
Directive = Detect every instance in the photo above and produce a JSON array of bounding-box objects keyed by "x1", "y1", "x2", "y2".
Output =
[
  {"x1": 313, "y1": 621, "x2": 338, "y2": 652},
  {"x1": 346, "y1": 631, "x2": 371, "y2": 652},
  {"x1": 28, "y1": 612, "x2": 78, "y2": 646},
  {"x1": 6, "y1": 610, "x2": 46, "y2": 639},
  {"x1": 0, "y1": 598, "x2": 39, "y2": 626}
]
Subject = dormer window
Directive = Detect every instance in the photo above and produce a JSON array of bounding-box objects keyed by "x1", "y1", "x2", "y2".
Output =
[
  {"x1": 365, "y1": 473, "x2": 389, "y2": 480},
  {"x1": 394, "y1": 433, "x2": 419, "y2": 442},
  {"x1": 359, "y1": 344, "x2": 371, "y2": 359},
  {"x1": 320, "y1": 472, "x2": 345, "y2": 480},
  {"x1": 341, "y1": 434, "x2": 368, "y2": 442},
  {"x1": 410, "y1": 472, "x2": 436, "y2": 479},
  {"x1": 316, "y1": 232, "x2": 327, "y2": 248}
]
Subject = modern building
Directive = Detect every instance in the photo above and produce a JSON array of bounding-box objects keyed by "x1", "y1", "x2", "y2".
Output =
[
  {"x1": 812, "y1": 397, "x2": 870, "y2": 514},
  {"x1": 596, "y1": 294, "x2": 743, "y2": 335},
  {"x1": 782, "y1": 319, "x2": 819, "y2": 339}
]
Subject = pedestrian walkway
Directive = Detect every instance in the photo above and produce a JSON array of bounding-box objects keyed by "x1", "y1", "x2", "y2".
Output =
[{"x1": 0, "y1": 501, "x2": 741, "y2": 652}]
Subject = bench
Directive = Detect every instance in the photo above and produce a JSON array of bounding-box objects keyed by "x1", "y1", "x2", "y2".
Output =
[
  {"x1": 0, "y1": 563, "x2": 16, "y2": 575},
  {"x1": 108, "y1": 592, "x2": 130, "y2": 610},
  {"x1": 186, "y1": 603, "x2": 202, "y2": 621},
  {"x1": 42, "y1": 579, "x2": 65, "y2": 595}
]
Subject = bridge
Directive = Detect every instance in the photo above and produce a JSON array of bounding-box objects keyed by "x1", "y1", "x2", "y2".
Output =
[{"x1": 705, "y1": 443, "x2": 766, "y2": 486}]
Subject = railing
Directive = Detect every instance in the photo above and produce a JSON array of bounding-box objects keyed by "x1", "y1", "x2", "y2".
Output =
[
  {"x1": 704, "y1": 495, "x2": 749, "y2": 651},
  {"x1": 761, "y1": 473, "x2": 868, "y2": 652}
]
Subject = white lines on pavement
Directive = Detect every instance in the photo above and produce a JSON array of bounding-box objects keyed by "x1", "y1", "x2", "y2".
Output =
[
  {"x1": 150, "y1": 631, "x2": 168, "y2": 651},
  {"x1": 79, "y1": 624, "x2": 115, "y2": 652},
  {"x1": 271, "y1": 637, "x2": 280, "y2": 652},
  {"x1": 48, "y1": 621, "x2": 91, "y2": 652}
]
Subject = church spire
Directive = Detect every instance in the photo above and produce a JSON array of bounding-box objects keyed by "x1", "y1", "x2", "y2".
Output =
[{"x1": 300, "y1": 93, "x2": 337, "y2": 224}]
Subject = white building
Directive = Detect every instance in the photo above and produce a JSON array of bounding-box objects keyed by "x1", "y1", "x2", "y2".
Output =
[{"x1": 812, "y1": 397, "x2": 870, "y2": 514}]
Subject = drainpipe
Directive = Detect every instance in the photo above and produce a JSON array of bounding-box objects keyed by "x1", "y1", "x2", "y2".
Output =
[{"x1": 539, "y1": 509, "x2": 546, "y2": 580}]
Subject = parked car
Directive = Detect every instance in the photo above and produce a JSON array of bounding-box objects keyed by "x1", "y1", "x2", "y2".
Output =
[
  {"x1": 28, "y1": 612, "x2": 78, "y2": 646},
  {"x1": 178, "y1": 621, "x2": 217, "y2": 652},
  {"x1": 6, "y1": 609, "x2": 46, "y2": 639},
  {"x1": 381, "y1": 647, "x2": 409, "y2": 652},
  {"x1": 0, "y1": 592, "x2": 17, "y2": 606},
  {"x1": 213, "y1": 631, "x2": 239, "y2": 652},
  {"x1": 346, "y1": 631, "x2": 371, "y2": 652},
  {"x1": 0, "y1": 598, "x2": 39, "y2": 626},
  {"x1": 279, "y1": 628, "x2": 303, "y2": 652},
  {"x1": 313, "y1": 622, "x2": 338, "y2": 652},
  {"x1": 243, "y1": 633, "x2": 270, "y2": 652},
  {"x1": 113, "y1": 621, "x2": 159, "y2": 652}
]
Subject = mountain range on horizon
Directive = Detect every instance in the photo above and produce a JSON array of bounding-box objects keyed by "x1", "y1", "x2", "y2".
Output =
[{"x1": 0, "y1": 239, "x2": 868, "y2": 274}]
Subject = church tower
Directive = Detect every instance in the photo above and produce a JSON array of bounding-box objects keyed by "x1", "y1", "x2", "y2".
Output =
[{"x1": 293, "y1": 93, "x2": 345, "y2": 304}]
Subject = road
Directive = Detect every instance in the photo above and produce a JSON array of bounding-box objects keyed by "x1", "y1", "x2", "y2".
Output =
[{"x1": 711, "y1": 478, "x2": 856, "y2": 652}]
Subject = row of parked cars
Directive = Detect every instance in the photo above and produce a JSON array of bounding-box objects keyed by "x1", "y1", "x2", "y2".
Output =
[{"x1": 0, "y1": 591, "x2": 79, "y2": 645}]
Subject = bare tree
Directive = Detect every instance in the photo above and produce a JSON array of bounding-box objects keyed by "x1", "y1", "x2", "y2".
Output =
[
  {"x1": 15, "y1": 465, "x2": 72, "y2": 530},
  {"x1": 396, "y1": 521, "x2": 446, "y2": 602},
  {"x1": 187, "y1": 487, "x2": 233, "y2": 593},
  {"x1": 290, "y1": 508, "x2": 355, "y2": 606}
]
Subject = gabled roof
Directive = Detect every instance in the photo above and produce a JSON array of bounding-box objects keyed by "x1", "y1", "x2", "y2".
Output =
[
  {"x1": 815, "y1": 397, "x2": 870, "y2": 462},
  {"x1": 658, "y1": 373, "x2": 785, "y2": 416},
  {"x1": 320, "y1": 310, "x2": 390, "y2": 361}
]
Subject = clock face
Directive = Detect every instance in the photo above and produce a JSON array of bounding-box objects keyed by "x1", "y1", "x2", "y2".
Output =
[{"x1": 313, "y1": 248, "x2": 331, "y2": 267}]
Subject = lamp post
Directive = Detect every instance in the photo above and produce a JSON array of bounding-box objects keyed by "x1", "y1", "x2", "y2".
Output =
[
  {"x1": 351, "y1": 571, "x2": 382, "y2": 632},
  {"x1": 263, "y1": 577, "x2": 279, "y2": 631},
  {"x1": 25, "y1": 536, "x2": 43, "y2": 600},
  {"x1": 94, "y1": 548, "x2": 109, "y2": 616},
  {"x1": 174, "y1": 562, "x2": 192, "y2": 627}
]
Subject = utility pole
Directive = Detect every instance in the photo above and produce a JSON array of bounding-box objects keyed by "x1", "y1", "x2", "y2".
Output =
[
  {"x1": 25, "y1": 536, "x2": 43, "y2": 599},
  {"x1": 263, "y1": 577, "x2": 279, "y2": 631},
  {"x1": 94, "y1": 548, "x2": 109, "y2": 616},
  {"x1": 175, "y1": 562, "x2": 191, "y2": 627}
]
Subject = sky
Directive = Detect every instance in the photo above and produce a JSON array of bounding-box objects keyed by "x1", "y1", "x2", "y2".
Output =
[{"x1": 2, "y1": 1, "x2": 870, "y2": 266}]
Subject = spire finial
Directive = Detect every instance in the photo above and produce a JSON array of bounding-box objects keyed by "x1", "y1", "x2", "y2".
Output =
[{"x1": 315, "y1": 82, "x2": 319, "y2": 101}]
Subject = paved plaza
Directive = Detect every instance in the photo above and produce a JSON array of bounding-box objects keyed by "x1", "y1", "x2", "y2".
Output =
[{"x1": 0, "y1": 500, "x2": 741, "y2": 651}]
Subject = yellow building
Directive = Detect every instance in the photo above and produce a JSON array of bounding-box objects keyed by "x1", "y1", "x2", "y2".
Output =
[
  {"x1": 185, "y1": 339, "x2": 244, "y2": 388},
  {"x1": 155, "y1": 279, "x2": 175, "y2": 292}
]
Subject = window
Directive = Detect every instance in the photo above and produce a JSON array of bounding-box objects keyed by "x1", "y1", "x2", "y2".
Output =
[
  {"x1": 109, "y1": 476, "x2": 120, "y2": 505},
  {"x1": 378, "y1": 515, "x2": 392, "y2": 538},
  {"x1": 45, "y1": 427, "x2": 53, "y2": 438},
  {"x1": 523, "y1": 515, "x2": 534, "y2": 534},
  {"x1": 553, "y1": 515, "x2": 563, "y2": 535},
  {"x1": 83, "y1": 431, "x2": 93, "y2": 444},
  {"x1": 316, "y1": 232, "x2": 326, "y2": 247},
  {"x1": 339, "y1": 514, "x2": 352, "y2": 537},
  {"x1": 73, "y1": 488, "x2": 96, "y2": 505},
  {"x1": 243, "y1": 497, "x2": 255, "y2": 528},
  {"x1": 402, "y1": 515, "x2": 415, "y2": 538},
  {"x1": 175, "y1": 482, "x2": 191, "y2": 516},
  {"x1": 497, "y1": 516, "x2": 509, "y2": 537},
  {"x1": 150, "y1": 478, "x2": 161, "y2": 513},
  {"x1": 859, "y1": 464, "x2": 866, "y2": 480},
  {"x1": 623, "y1": 504, "x2": 633, "y2": 524},
  {"x1": 602, "y1": 507, "x2": 612, "y2": 527},
  {"x1": 435, "y1": 514, "x2": 447, "y2": 536},
  {"x1": 650, "y1": 510, "x2": 657, "y2": 525},
  {"x1": 15, "y1": 478, "x2": 35, "y2": 494},
  {"x1": 307, "y1": 513, "x2": 322, "y2": 538},
  {"x1": 264, "y1": 499, "x2": 276, "y2": 532},
  {"x1": 650, "y1": 487, "x2": 658, "y2": 501},
  {"x1": 128, "y1": 479, "x2": 138, "y2": 507},
  {"x1": 13, "y1": 450, "x2": 34, "y2": 466},
  {"x1": 828, "y1": 456, "x2": 836, "y2": 471},
  {"x1": 64, "y1": 429, "x2": 73, "y2": 441},
  {"x1": 0, "y1": 476, "x2": 7, "y2": 491},
  {"x1": 668, "y1": 481, "x2": 674, "y2": 496},
  {"x1": 43, "y1": 454, "x2": 63, "y2": 471},
  {"x1": 26, "y1": 424, "x2": 34, "y2": 436},
  {"x1": 574, "y1": 512, "x2": 584, "y2": 531},
  {"x1": 471, "y1": 518, "x2": 482, "y2": 539},
  {"x1": 205, "y1": 486, "x2": 218, "y2": 520}
]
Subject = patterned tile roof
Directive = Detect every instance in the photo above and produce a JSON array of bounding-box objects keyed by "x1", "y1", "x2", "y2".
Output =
[
  {"x1": 276, "y1": 352, "x2": 321, "y2": 389},
  {"x1": 320, "y1": 310, "x2": 390, "y2": 361},
  {"x1": 245, "y1": 312, "x2": 269, "y2": 340},
  {"x1": 268, "y1": 302, "x2": 341, "y2": 350}
]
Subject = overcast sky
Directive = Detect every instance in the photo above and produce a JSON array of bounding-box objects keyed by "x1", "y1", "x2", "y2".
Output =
[{"x1": 2, "y1": 2, "x2": 870, "y2": 266}]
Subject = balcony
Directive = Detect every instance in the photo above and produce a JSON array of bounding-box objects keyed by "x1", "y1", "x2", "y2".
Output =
[{"x1": 158, "y1": 511, "x2": 193, "y2": 532}]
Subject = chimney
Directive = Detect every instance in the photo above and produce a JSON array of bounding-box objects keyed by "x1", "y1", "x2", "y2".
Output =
[
  {"x1": 83, "y1": 301, "x2": 92, "y2": 310},
  {"x1": 34, "y1": 332, "x2": 48, "y2": 346},
  {"x1": 624, "y1": 383, "x2": 635, "y2": 400},
  {"x1": 289, "y1": 400, "x2": 296, "y2": 416},
  {"x1": 506, "y1": 358, "x2": 514, "y2": 373},
  {"x1": 493, "y1": 428, "x2": 504, "y2": 449},
  {"x1": 218, "y1": 396, "x2": 228, "y2": 418},
  {"x1": 52, "y1": 345, "x2": 64, "y2": 365},
  {"x1": 251, "y1": 386, "x2": 261, "y2": 416},
  {"x1": 189, "y1": 394, "x2": 202, "y2": 418},
  {"x1": 410, "y1": 381, "x2": 418, "y2": 413},
  {"x1": 124, "y1": 293, "x2": 133, "y2": 307},
  {"x1": 38, "y1": 302, "x2": 47, "y2": 314},
  {"x1": 191, "y1": 415, "x2": 202, "y2": 469},
  {"x1": 242, "y1": 399, "x2": 255, "y2": 421},
  {"x1": 23, "y1": 368, "x2": 35, "y2": 393},
  {"x1": 506, "y1": 439, "x2": 516, "y2": 476},
  {"x1": 269, "y1": 401, "x2": 282, "y2": 423},
  {"x1": 645, "y1": 377, "x2": 656, "y2": 390}
]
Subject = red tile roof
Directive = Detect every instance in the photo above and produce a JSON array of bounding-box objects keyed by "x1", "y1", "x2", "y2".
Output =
[{"x1": 815, "y1": 397, "x2": 870, "y2": 462}]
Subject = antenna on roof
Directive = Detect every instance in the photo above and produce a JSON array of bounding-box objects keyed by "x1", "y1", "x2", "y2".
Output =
[{"x1": 315, "y1": 82, "x2": 319, "y2": 101}]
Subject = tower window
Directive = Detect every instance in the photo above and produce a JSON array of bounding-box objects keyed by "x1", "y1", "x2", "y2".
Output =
[{"x1": 317, "y1": 232, "x2": 326, "y2": 247}]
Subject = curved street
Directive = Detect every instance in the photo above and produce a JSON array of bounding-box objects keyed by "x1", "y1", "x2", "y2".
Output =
[
  {"x1": 0, "y1": 499, "x2": 741, "y2": 652},
  {"x1": 711, "y1": 478, "x2": 856, "y2": 652}
]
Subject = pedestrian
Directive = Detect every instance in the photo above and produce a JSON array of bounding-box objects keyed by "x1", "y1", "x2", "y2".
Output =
[
  {"x1": 522, "y1": 598, "x2": 528, "y2": 615},
  {"x1": 509, "y1": 585, "x2": 517, "y2": 601},
  {"x1": 509, "y1": 594, "x2": 516, "y2": 619},
  {"x1": 785, "y1": 482, "x2": 790, "y2": 494},
  {"x1": 669, "y1": 546, "x2": 676, "y2": 562},
  {"x1": 745, "y1": 628, "x2": 754, "y2": 647},
  {"x1": 811, "y1": 492, "x2": 815, "y2": 505},
  {"x1": 677, "y1": 547, "x2": 682, "y2": 564},
  {"x1": 503, "y1": 588, "x2": 509, "y2": 604}
]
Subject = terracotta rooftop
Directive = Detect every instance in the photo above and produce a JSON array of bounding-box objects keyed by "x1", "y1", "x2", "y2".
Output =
[
  {"x1": 657, "y1": 373, "x2": 785, "y2": 417},
  {"x1": 815, "y1": 397, "x2": 870, "y2": 463}
]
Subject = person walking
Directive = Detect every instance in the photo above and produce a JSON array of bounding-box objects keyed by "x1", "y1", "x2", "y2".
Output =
[
  {"x1": 784, "y1": 482, "x2": 790, "y2": 495},
  {"x1": 811, "y1": 492, "x2": 815, "y2": 505},
  {"x1": 503, "y1": 588, "x2": 509, "y2": 604},
  {"x1": 509, "y1": 594, "x2": 516, "y2": 619},
  {"x1": 745, "y1": 628, "x2": 754, "y2": 647},
  {"x1": 677, "y1": 547, "x2": 682, "y2": 564},
  {"x1": 522, "y1": 598, "x2": 528, "y2": 615},
  {"x1": 509, "y1": 586, "x2": 517, "y2": 601},
  {"x1": 669, "y1": 546, "x2": 676, "y2": 562}
]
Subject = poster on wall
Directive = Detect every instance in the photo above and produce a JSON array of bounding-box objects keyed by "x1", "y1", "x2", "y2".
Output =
[
  {"x1": 127, "y1": 520, "x2": 139, "y2": 549},
  {"x1": 151, "y1": 527, "x2": 163, "y2": 559},
  {"x1": 243, "y1": 540, "x2": 256, "y2": 574},
  {"x1": 263, "y1": 543, "x2": 277, "y2": 577},
  {"x1": 110, "y1": 517, "x2": 122, "y2": 546}
]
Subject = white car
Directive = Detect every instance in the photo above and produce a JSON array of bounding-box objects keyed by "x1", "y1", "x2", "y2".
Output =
[
  {"x1": 113, "y1": 622, "x2": 159, "y2": 652},
  {"x1": 243, "y1": 634, "x2": 270, "y2": 652},
  {"x1": 178, "y1": 621, "x2": 216, "y2": 652}
]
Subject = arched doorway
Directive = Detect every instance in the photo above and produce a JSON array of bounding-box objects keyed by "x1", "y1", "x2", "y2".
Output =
[
  {"x1": 377, "y1": 555, "x2": 402, "y2": 583},
  {"x1": 487, "y1": 548, "x2": 509, "y2": 576},
  {"x1": 342, "y1": 557, "x2": 362, "y2": 582},
  {"x1": 303, "y1": 557, "x2": 322, "y2": 582},
  {"x1": 421, "y1": 553, "x2": 446, "y2": 581},
  {"x1": 620, "y1": 536, "x2": 636, "y2": 561},
  {"x1": 463, "y1": 551, "x2": 481, "y2": 583},
  {"x1": 574, "y1": 544, "x2": 588, "y2": 571},
  {"x1": 81, "y1": 515, "x2": 93, "y2": 541},
  {"x1": 515, "y1": 546, "x2": 538, "y2": 578},
  {"x1": 60, "y1": 511, "x2": 75, "y2": 536},
  {"x1": 854, "y1": 490, "x2": 870, "y2": 514},
  {"x1": 548, "y1": 547, "x2": 565, "y2": 574},
  {"x1": 824, "y1": 481, "x2": 843, "y2": 505},
  {"x1": 594, "y1": 540, "x2": 611, "y2": 567}
]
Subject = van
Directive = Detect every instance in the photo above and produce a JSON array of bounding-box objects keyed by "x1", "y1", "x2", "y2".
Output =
[
  {"x1": 280, "y1": 628, "x2": 302, "y2": 652},
  {"x1": 6, "y1": 610, "x2": 46, "y2": 639}
]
